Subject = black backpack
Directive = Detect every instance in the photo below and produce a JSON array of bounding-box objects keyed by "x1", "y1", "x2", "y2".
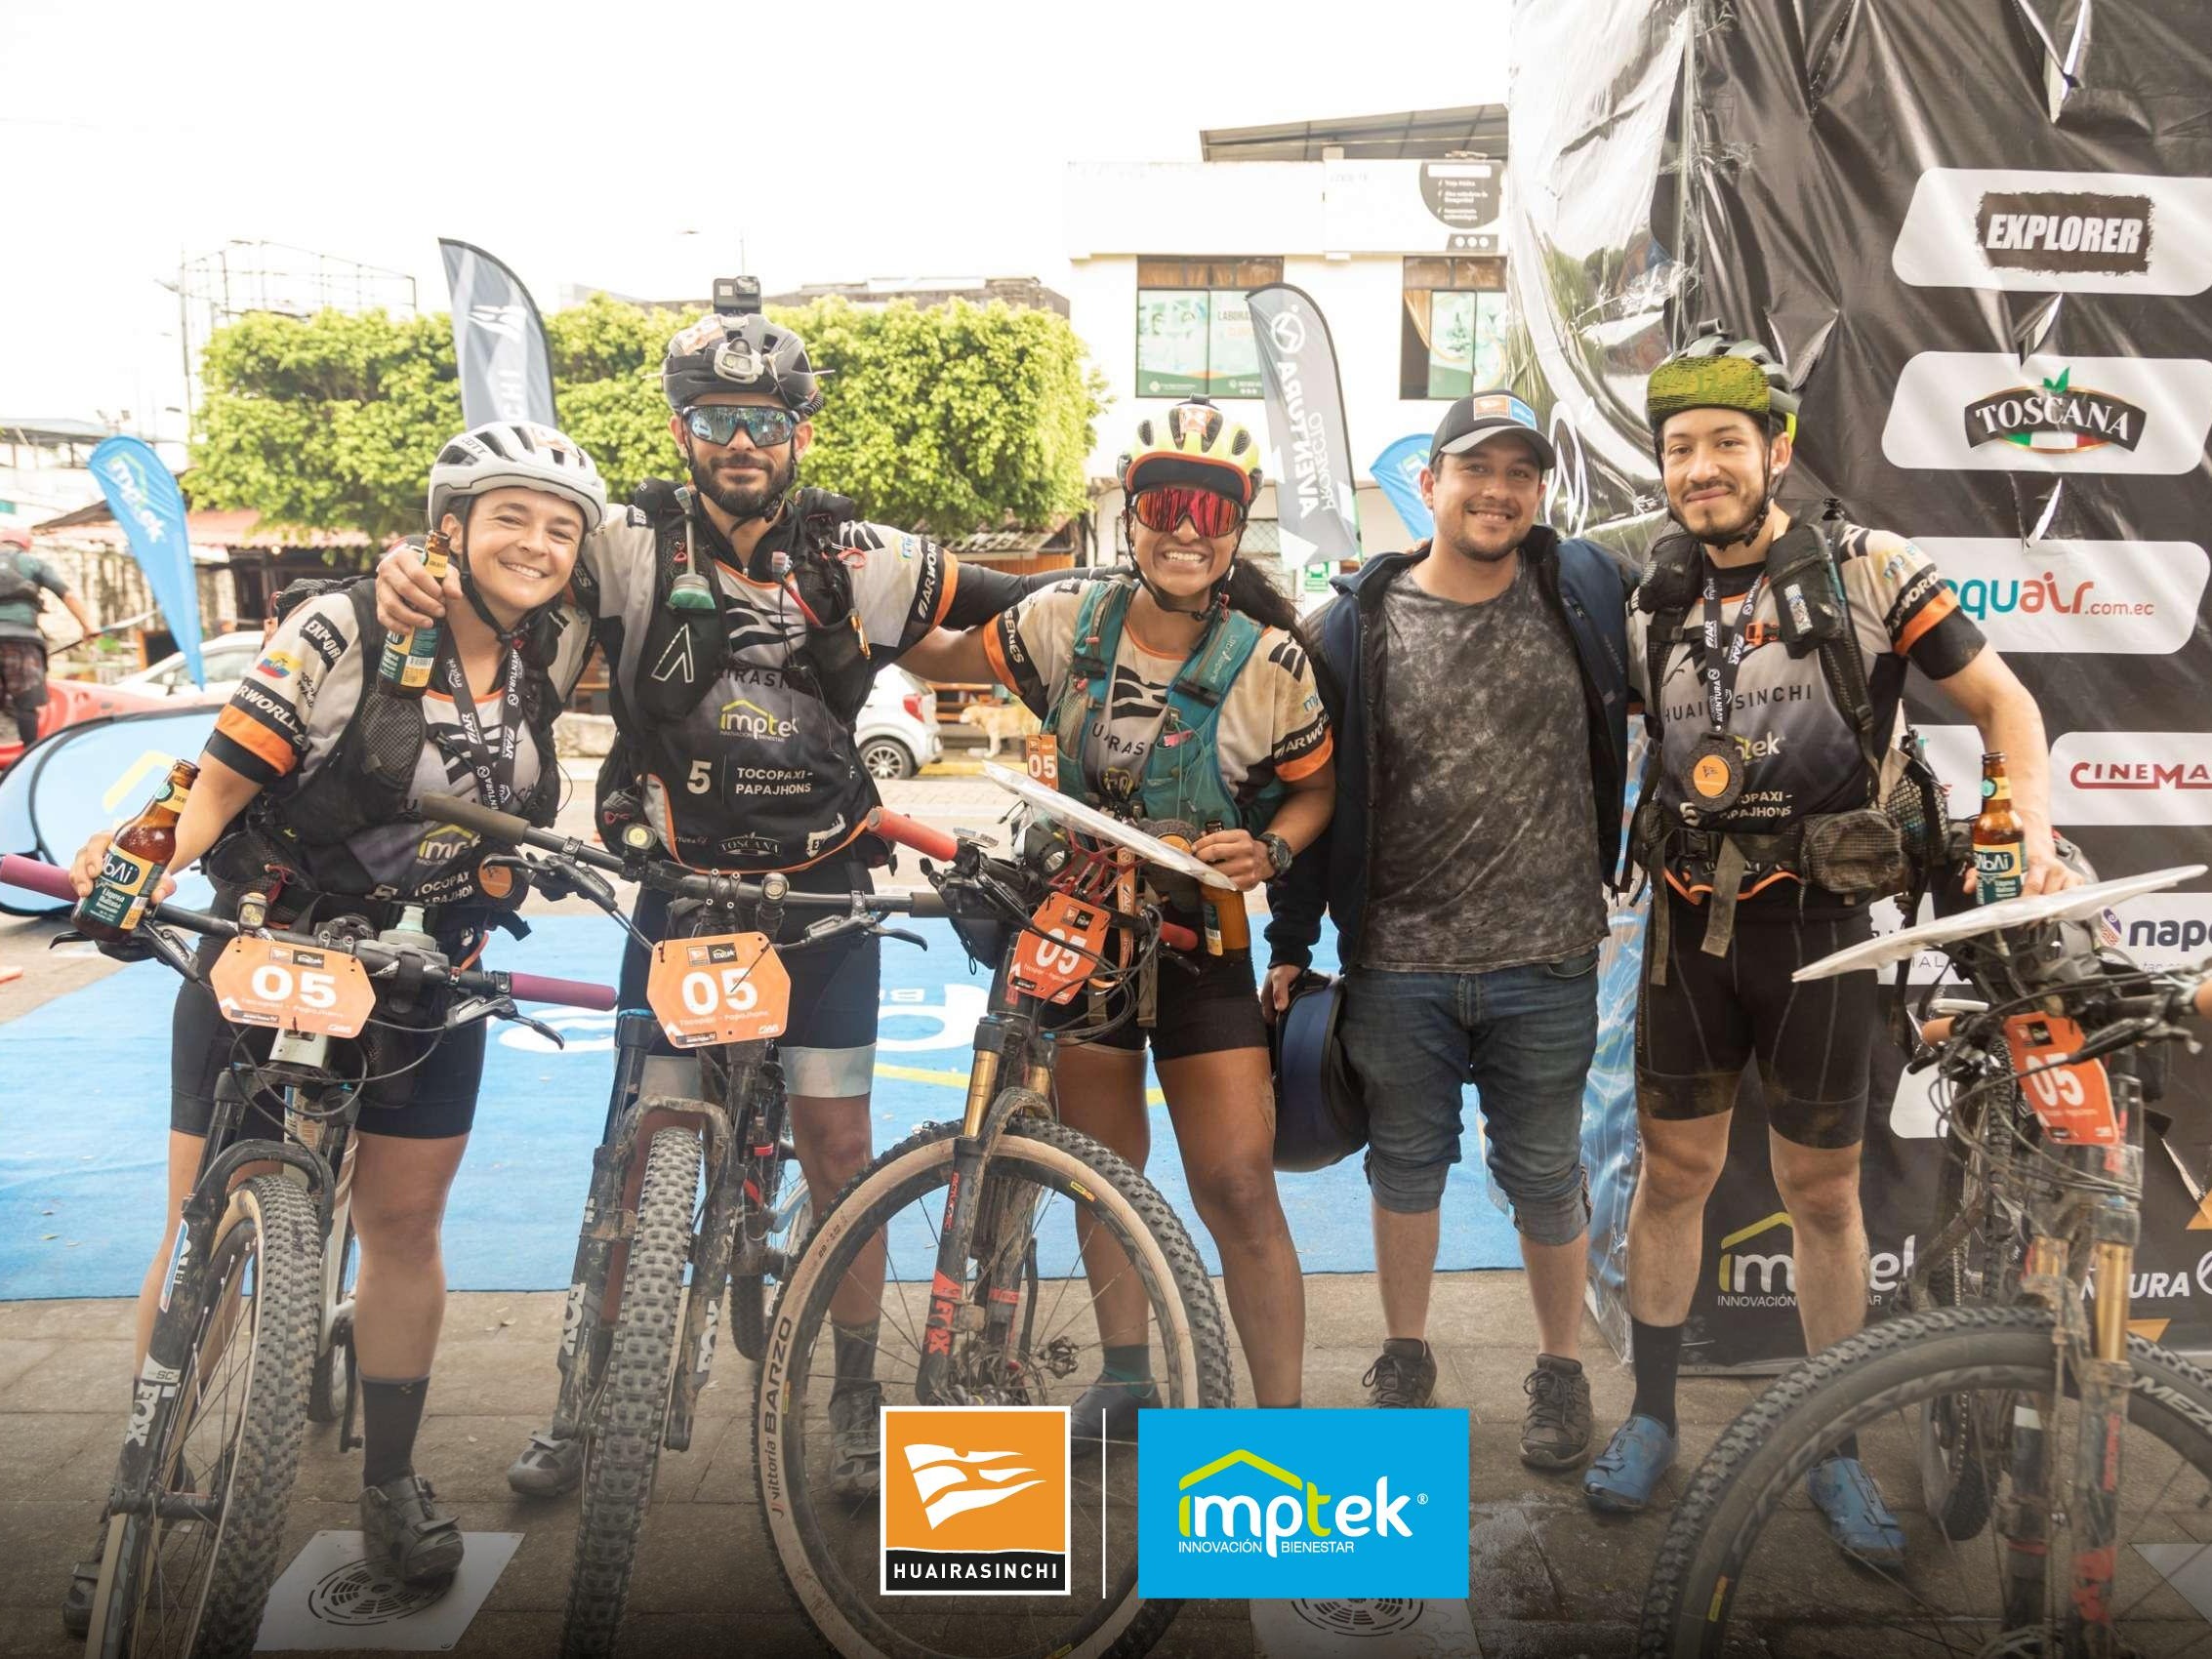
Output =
[{"x1": 0, "y1": 553, "x2": 42, "y2": 607}]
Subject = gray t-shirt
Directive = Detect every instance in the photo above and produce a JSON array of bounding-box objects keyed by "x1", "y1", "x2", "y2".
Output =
[{"x1": 1359, "y1": 558, "x2": 1606, "y2": 973}]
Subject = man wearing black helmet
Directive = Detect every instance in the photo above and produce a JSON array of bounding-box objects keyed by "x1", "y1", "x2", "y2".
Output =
[
  {"x1": 1583, "y1": 324, "x2": 2074, "y2": 1558},
  {"x1": 378, "y1": 305, "x2": 1079, "y2": 1502}
]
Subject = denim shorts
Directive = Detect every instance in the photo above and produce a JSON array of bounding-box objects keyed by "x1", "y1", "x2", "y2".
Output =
[{"x1": 1339, "y1": 947, "x2": 1600, "y2": 1239}]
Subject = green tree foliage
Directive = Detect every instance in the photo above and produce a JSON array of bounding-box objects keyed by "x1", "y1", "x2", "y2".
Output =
[{"x1": 187, "y1": 291, "x2": 1099, "y2": 542}]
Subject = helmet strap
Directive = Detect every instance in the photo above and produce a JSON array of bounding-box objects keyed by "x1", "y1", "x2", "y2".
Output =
[
  {"x1": 1662, "y1": 432, "x2": 1779, "y2": 554},
  {"x1": 451, "y1": 507, "x2": 536, "y2": 645},
  {"x1": 1120, "y1": 509, "x2": 1220, "y2": 619}
]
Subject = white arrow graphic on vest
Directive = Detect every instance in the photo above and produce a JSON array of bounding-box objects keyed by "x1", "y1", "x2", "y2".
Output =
[{"x1": 651, "y1": 630, "x2": 695, "y2": 684}]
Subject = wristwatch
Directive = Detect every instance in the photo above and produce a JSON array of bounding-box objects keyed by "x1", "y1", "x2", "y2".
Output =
[{"x1": 1260, "y1": 832, "x2": 1295, "y2": 878}]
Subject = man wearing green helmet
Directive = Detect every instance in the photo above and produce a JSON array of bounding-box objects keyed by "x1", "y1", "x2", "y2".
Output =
[{"x1": 1583, "y1": 322, "x2": 2076, "y2": 1558}]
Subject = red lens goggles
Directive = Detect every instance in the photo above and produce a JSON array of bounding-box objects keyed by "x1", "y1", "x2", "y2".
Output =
[{"x1": 1129, "y1": 486, "x2": 1246, "y2": 539}]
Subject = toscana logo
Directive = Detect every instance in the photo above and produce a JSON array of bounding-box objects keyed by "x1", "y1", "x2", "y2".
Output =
[
  {"x1": 1136, "y1": 1408, "x2": 1467, "y2": 1598},
  {"x1": 1913, "y1": 538, "x2": 2208, "y2": 656},
  {"x1": 1892, "y1": 167, "x2": 2212, "y2": 295},
  {"x1": 1882, "y1": 353, "x2": 2212, "y2": 476},
  {"x1": 880, "y1": 1406, "x2": 1069, "y2": 1597}
]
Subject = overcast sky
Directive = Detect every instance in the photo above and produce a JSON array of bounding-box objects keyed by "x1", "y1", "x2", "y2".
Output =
[{"x1": 3, "y1": 0, "x2": 1511, "y2": 443}]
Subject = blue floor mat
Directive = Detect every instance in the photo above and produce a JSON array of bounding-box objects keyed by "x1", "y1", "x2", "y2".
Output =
[{"x1": 0, "y1": 918, "x2": 1522, "y2": 1298}]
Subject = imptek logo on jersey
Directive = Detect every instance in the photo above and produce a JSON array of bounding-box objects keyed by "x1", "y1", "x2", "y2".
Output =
[
  {"x1": 1137, "y1": 1408, "x2": 1468, "y2": 1598},
  {"x1": 880, "y1": 1406, "x2": 1070, "y2": 1597}
]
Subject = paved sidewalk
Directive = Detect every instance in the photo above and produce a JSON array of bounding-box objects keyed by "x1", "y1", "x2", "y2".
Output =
[{"x1": 0, "y1": 1274, "x2": 1788, "y2": 1659}]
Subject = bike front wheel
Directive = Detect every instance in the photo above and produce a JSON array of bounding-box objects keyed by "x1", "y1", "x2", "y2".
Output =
[
  {"x1": 561, "y1": 1125, "x2": 700, "y2": 1659},
  {"x1": 756, "y1": 1111, "x2": 1233, "y2": 1659},
  {"x1": 89, "y1": 1172, "x2": 321, "y2": 1659},
  {"x1": 1642, "y1": 1303, "x2": 2212, "y2": 1657}
]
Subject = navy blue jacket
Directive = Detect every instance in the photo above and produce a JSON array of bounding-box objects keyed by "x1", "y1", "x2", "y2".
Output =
[{"x1": 1264, "y1": 525, "x2": 1635, "y2": 971}]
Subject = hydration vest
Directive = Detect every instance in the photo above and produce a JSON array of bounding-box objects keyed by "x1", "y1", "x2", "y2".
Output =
[
  {"x1": 210, "y1": 579, "x2": 562, "y2": 906},
  {"x1": 1046, "y1": 578, "x2": 1284, "y2": 834}
]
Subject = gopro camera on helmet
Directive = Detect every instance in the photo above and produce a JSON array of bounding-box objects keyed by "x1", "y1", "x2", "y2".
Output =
[{"x1": 713, "y1": 275, "x2": 762, "y2": 317}]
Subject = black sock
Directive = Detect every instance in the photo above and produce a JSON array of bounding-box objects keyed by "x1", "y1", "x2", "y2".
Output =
[
  {"x1": 1629, "y1": 1319, "x2": 1684, "y2": 1436},
  {"x1": 832, "y1": 1319, "x2": 880, "y2": 1396},
  {"x1": 360, "y1": 1375, "x2": 430, "y2": 1489},
  {"x1": 1102, "y1": 1343, "x2": 1154, "y2": 1391},
  {"x1": 1832, "y1": 1433, "x2": 1860, "y2": 1462}
]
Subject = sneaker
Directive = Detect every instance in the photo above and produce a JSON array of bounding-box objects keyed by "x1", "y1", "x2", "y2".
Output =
[
  {"x1": 360, "y1": 1472, "x2": 465, "y2": 1588},
  {"x1": 829, "y1": 1383, "x2": 882, "y2": 1500},
  {"x1": 1068, "y1": 1375, "x2": 1160, "y2": 1448},
  {"x1": 60, "y1": 1522, "x2": 104, "y2": 1639},
  {"x1": 1520, "y1": 1356, "x2": 1594, "y2": 1470},
  {"x1": 506, "y1": 1430, "x2": 583, "y2": 1499},
  {"x1": 1807, "y1": 1455, "x2": 1907, "y2": 1568},
  {"x1": 1362, "y1": 1339, "x2": 1437, "y2": 1409},
  {"x1": 1583, "y1": 1414, "x2": 1677, "y2": 1513}
]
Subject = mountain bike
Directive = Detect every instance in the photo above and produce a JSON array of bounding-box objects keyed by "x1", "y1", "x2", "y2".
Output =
[
  {"x1": 420, "y1": 792, "x2": 954, "y2": 1659},
  {"x1": 0, "y1": 853, "x2": 614, "y2": 1659},
  {"x1": 753, "y1": 762, "x2": 1238, "y2": 1659},
  {"x1": 1641, "y1": 862, "x2": 2212, "y2": 1658}
]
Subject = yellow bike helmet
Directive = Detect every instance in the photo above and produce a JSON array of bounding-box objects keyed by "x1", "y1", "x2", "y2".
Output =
[{"x1": 1119, "y1": 398, "x2": 1263, "y2": 506}]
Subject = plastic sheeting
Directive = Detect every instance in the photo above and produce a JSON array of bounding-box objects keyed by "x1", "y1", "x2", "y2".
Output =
[{"x1": 1508, "y1": 0, "x2": 2212, "y2": 1364}]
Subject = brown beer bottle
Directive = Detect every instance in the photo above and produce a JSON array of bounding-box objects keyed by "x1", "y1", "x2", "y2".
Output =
[
  {"x1": 374, "y1": 531, "x2": 453, "y2": 701},
  {"x1": 73, "y1": 759, "x2": 197, "y2": 941},
  {"x1": 1973, "y1": 750, "x2": 2027, "y2": 906}
]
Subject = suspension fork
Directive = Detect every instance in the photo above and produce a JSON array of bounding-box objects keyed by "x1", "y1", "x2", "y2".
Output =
[
  {"x1": 551, "y1": 1010, "x2": 659, "y2": 1442},
  {"x1": 2068, "y1": 1071, "x2": 2145, "y2": 1656},
  {"x1": 2001, "y1": 1231, "x2": 2069, "y2": 1632},
  {"x1": 667, "y1": 1062, "x2": 751, "y2": 1454}
]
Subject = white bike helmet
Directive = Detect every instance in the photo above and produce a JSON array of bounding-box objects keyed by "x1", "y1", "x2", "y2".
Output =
[{"x1": 427, "y1": 422, "x2": 608, "y2": 535}]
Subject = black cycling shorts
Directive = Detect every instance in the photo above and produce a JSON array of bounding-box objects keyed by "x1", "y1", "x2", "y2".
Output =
[
  {"x1": 1634, "y1": 893, "x2": 1876, "y2": 1150},
  {"x1": 171, "y1": 935, "x2": 485, "y2": 1142},
  {"x1": 1042, "y1": 941, "x2": 1267, "y2": 1063},
  {"x1": 618, "y1": 864, "x2": 881, "y2": 1065}
]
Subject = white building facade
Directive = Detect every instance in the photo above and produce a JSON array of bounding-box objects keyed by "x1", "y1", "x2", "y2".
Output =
[{"x1": 1065, "y1": 137, "x2": 1507, "y2": 580}]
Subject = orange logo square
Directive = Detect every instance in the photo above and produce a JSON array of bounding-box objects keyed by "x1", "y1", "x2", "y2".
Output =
[{"x1": 881, "y1": 1405, "x2": 1070, "y2": 1596}]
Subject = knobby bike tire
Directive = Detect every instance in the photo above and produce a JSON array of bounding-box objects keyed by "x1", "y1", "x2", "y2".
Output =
[
  {"x1": 306, "y1": 1217, "x2": 355, "y2": 1426},
  {"x1": 1915, "y1": 1128, "x2": 2003, "y2": 1540},
  {"x1": 560, "y1": 1126, "x2": 699, "y2": 1659},
  {"x1": 92, "y1": 1173, "x2": 320, "y2": 1659},
  {"x1": 1641, "y1": 1303, "x2": 2212, "y2": 1658},
  {"x1": 754, "y1": 1111, "x2": 1235, "y2": 1659}
]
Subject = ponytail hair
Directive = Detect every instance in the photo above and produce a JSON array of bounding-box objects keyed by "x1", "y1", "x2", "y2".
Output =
[{"x1": 1223, "y1": 558, "x2": 1344, "y2": 724}]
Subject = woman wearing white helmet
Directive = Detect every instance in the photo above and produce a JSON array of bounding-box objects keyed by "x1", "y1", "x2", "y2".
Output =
[{"x1": 58, "y1": 423, "x2": 606, "y2": 1618}]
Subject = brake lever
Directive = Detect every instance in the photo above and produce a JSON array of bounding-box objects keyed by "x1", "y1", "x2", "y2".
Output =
[{"x1": 878, "y1": 926, "x2": 928, "y2": 951}]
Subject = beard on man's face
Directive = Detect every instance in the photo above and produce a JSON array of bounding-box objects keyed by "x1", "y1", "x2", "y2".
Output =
[{"x1": 690, "y1": 444, "x2": 793, "y2": 519}]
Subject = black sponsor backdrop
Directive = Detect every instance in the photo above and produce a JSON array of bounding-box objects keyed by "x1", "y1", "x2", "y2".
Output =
[{"x1": 1508, "y1": 0, "x2": 2212, "y2": 1366}]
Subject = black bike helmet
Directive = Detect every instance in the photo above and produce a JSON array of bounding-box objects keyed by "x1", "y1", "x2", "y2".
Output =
[{"x1": 661, "y1": 313, "x2": 826, "y2": 417}]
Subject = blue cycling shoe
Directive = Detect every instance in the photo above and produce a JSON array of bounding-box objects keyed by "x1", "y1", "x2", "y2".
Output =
[
  {"x1": 1807, "y1": 1455, "x2": 1907, "y2": 1568},
  {"x1": 1582, "y1": 1414, "x2": 1676, "y2": 1514}
]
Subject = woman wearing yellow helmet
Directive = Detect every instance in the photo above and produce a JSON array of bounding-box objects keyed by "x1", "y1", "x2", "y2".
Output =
[{"x1": 902, "y1": 398, "x2": 1335, "y2": 1436}]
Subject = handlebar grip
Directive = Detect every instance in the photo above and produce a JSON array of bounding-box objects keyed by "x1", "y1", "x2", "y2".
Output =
[
  {"x1": 1160, "y1": 920, "x2": 1201, "y2": 952},
  {"x1": 868, "y1": 807, "x2": 960, "y2": 863},
  {"x1": 420, "y1": 791, "x2": 538, "y2": 848},
  {"x1": 2194, "y1": 982, "x2": 2212, "y2": 1021},
  {"x1": 505, "y1": 972, "x2": 618, "y2": 1011},
  {"x1": 902, "y1": 887, "x2": 949, "y2": 918},
  {"x1": 1918, "y1": 1015, "x2": 1957, "y2": 1047},
  {"x1": 1, "y1": 854, "x2": 79, "y2": 904}
]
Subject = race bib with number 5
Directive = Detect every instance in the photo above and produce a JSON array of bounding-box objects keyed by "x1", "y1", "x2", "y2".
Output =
[
  {"x1": 2004, "y1": 1013, "x2": 2118, "y2": 1145},
  {"x1": 647, "y1": 932, "x2": 792, "y2": 1048},
  {"x1": 208, "y1": 938, "x2": 377, "y2": 1038},
  {"x1": 1009, "y1": 893, "x2": 1110, "y2": 1005}
]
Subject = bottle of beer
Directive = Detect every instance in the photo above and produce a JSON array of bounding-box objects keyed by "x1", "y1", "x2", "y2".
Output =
[
  {"x1": 375, "y1": 531, "x2": 453, "y2": 700},
  {"x1": 74, "y1": 759, "x2": 197, "y2": 942},
  {"x1": 1974, "y1": 750, "x2": 2027, "y2": 905}
]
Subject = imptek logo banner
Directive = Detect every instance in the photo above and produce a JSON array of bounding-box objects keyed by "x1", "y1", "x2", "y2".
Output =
[
  {"x1": 1891, "y1": 167, "x2": 2212, "y2": 296},
  {"x1": 881, "y1": 1406, "x2": 1070, "y2": 1597},
  {"x1": 1136, "y1": 1408, "x2": 1468, "y2": 1598},
  {"x1": 1881, "y1": 352, "x2": 2212, "y2": 475}
]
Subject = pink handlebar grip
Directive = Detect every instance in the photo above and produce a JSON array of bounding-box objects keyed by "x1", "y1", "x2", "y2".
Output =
[
  {"x1": 506, "y1": 972, "x2": 618, "y2": 1010},
  {"x1": 1, "y1": 855, "x2": 79, "y2": 904},
  {"x1": 1160, "y1": 920, "x2": 1201, "y2": 952},
  {"x1": 868, "y1": 808, "x2": 960, "y2": 863}
]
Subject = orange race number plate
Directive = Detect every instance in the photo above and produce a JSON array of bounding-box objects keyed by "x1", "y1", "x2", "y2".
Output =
[
  {"x1": 208, "y1": 938, "x2": 377, "y2": 1038},
  {"x1": 1009, "y1": 893, "x2": 1110, "y2": 1005},
  {"x1": 646, "y1": 933, "x2": 791, "y2": 1049},
  {"x1": 2004, "y1": 1013, "x2": 2118, "y2": 1145}
]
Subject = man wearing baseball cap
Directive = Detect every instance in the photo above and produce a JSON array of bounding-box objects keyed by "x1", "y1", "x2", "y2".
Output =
[{"x1": 1265, "y1": 391, "x2": 1633, "y2": 1468}]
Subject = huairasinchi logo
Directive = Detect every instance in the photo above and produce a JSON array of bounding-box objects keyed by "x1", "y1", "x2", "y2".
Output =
[{"x1": 1962, "y1": 366, "x2": 2147, "y2": 454}]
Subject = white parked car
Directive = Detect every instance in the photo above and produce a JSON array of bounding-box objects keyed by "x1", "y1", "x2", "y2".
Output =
[
  {"x1": 109, "y1": 631, "x2": 268, "y2": 702},
  {"x1": 856, "y1": 667, "x2": 942, "y2": 781}
]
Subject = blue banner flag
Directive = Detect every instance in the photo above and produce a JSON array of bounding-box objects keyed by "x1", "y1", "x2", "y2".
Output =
[
  {"x1": 440, "y1": 238, "x2": 557, "y2": 428},
  {"x1": 1372, "y1": 433, "x2": 1435, "y2": 541},
  {"x1": 89, "y1": 437, "x2": 203, "y2": 688}
]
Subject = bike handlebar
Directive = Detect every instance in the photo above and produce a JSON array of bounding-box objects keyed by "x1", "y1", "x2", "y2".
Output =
[
  {"x1": 0, "y1": 855, "x2": 616, "y2": 1011},
  {"x1": 866, "y1": 806, "x2": 960, "y2": 863}
]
